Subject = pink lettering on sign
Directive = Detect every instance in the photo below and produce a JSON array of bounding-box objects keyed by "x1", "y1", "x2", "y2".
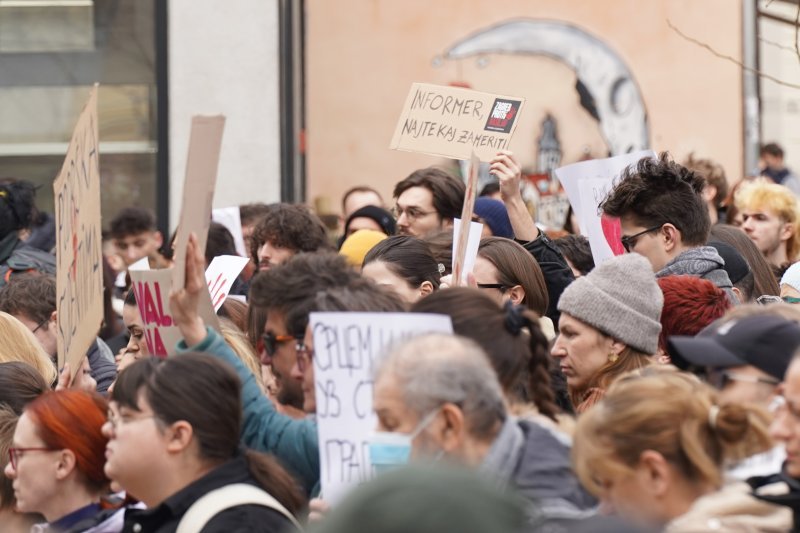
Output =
[{"x1": 134, "y1": 281, "x2": 174, "y2": 328}]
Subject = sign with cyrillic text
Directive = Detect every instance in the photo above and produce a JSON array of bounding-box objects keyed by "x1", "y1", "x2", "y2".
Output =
[
  {"x1": 390, "y1": 83, "x2": 525, "y2": 161},
  {"x1": 311, "y1": 312, "x2": 453, "y2": 503}
]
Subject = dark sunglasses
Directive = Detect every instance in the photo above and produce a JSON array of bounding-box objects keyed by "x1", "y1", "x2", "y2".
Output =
[
  {"x1": 620, "y1": 225, "x2": 663, "y2": 253},
  {"x1": 477, "y1": 283, "x2": 509, "y2": 292},
  {"x1": 261, "y1": 332, "x2": 302, "y2": 356}
]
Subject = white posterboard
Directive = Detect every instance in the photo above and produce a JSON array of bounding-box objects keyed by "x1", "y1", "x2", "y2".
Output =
[
  {"x1": 311, "y1": 312, "x2": 453, "y2": 503},
  {"x1": 205, "y1": 255, "x2": 249, "y2": 312},
  {"x1": 555, "y1": 150, "x2": 655, "y2": 264},
  {"x1": 212, "y1": 206, "x2": 248, "y2": 257}
]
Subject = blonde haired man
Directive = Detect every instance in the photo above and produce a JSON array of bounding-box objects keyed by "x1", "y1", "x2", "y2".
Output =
[{"x1": 735, "y1": 179, "x2": 800, "y2": 278}]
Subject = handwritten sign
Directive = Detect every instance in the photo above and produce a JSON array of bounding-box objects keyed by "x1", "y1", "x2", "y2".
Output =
[
  {"x1": 205, "y1": 255, "x2": 249, "y2": 312},
  {"x1": 53, "y1": 85, "x2": 104, "y2": 378},
  {"x1": 390, "y1": 83, "x2": 525, "y2": 162},
  {"x1": 130, "y1": 268, "x2": 221, "y2": 358},
  {"x1": 555, "y1": 150, "x2": 655, "y2": 264},
  {"x1": 172, "y1": 116, "x2": 226, "y2": 289},
  {"x1": 310, "y1": 312, "x2": 453, "y2": 503}
]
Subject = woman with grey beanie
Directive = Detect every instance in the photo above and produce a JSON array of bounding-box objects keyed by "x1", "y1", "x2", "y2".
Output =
[{"x1": 552, "y1": 253, "x2": 663, "y2": 413}]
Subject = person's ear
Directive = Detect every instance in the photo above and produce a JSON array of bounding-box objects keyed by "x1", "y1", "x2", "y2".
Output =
[
  {"x1": 438, "y1": 403, "x2": 465, "y2": 453},
  {"x1": 50, "y1": 310, "x2": 58, "y2": 325},
  {"x1": 780, "y1": 222, "x2": 795, "y2": 243},
  {"x1": 731, "y1": 286, "x2": 743, "y2": 303},
  {"x1": 154, "y1": 231, "x2": 164, "y2": 248},
  {"x1": 638, "y1": 450, "x2": 672, "y2": 498},
  {"x1": 419, "y1": 281, "x2": 434, "y2": 298},
  {"x1": 662, "y1": 224, "x2": 680, "y2": 253},
  {"x1": 165, "y1": 420, "x2": 194, "y2": 454},
  {"x1": 55, "y1": 449, "x2": 77, "y2": 481},
  {"x1": 506, "y1": 285, "x2": 525, "y2": 306},
  {"x1": 702, "y1": 185, "x2": 717, "y2": 203}
]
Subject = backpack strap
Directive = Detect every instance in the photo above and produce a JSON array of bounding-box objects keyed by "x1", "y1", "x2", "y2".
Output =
[{"x1": 176, "y1": 483, "x2": 302, "y2": 533}]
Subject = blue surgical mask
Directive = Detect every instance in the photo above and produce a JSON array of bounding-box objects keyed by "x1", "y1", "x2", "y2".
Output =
[{"x1": 368, "y1": 410, "x2": 438, "y2": 473}]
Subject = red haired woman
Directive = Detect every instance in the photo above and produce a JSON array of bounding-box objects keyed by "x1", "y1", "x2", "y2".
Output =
[{"x1": 4, "y1": 389, "x2": 112, "y2": 532}]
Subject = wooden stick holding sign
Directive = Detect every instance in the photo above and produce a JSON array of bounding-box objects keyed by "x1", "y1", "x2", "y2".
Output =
[
  {"x1": 54, "y1": 84, "x2": 104, "y2": 380},
  {"x1": 452, "y1": 151, "x2": 480, "y2": 286}
]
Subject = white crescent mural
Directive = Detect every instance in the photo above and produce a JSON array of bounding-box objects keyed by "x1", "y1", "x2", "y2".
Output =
[{"x1": 442, "y1": 19, "x2": 649, "y2": 155}]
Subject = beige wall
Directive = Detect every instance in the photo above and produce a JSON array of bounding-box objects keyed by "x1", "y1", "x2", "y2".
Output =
[{"x1": 306, "y1": 0, "x2": 743, "y2": 215}]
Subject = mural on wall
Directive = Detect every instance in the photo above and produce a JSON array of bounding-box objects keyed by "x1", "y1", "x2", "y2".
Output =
[{"x1": 446, "y1": 18, "x2": 649, "y2": 231}]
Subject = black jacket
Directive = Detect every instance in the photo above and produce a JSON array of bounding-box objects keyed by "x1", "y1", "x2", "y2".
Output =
[
  {"x1": 122, "y1": 455, "x2": 295, "y2": 533},
  {"x1": 750, "y1": 466, "x2": 800, "y2": 533},
  {"x1": 518, "y1": 232, "x2": 575, "y2": 326}
]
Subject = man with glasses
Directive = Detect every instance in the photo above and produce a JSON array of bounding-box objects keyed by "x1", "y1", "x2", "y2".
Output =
[
  {"x1": 392, "y1": 167, "x2": 465, "y2": 237},
  {"x1": 600, "y1": 153, "x2": 735, "y2": 300},
  {"x1": 669, "y1": 314, "x2": 800, "y2": 479}
]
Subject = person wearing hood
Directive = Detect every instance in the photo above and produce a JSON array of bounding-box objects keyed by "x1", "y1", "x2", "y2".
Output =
[
  {"x1": 600, "y1": 153, "x2": 736, "y2": 302},
  {"x1": 337, "y1": 205, "x2": 396, "y2": 249}
]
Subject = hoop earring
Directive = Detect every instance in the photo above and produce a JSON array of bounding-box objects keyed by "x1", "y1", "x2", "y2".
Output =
[{"x1": 608, "y1": 353, "x2": 619, "y2": 363}]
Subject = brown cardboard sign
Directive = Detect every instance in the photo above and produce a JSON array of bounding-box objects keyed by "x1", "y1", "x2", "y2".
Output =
[
  {"x1": 390, "y1": 83, "x2": 525, "y2": 162},
  {"x1": 452, "y1": 151, "x2": 480, "y2": 285},
  {"x1": 53, "y1": 84, "x2": 104, "y2": 378}
]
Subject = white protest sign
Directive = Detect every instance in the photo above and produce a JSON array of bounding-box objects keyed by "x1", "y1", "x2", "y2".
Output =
[
  {"x1": 205, "y1": 255, "x2": 249, "y2": 312},
  {"x1": 390, "y1": 83, "x2": 525, "y2": 162},
  {"x1": 128, "y1": 256, "x2": 151, "y2": 272},
  {"x1": 212, "y1": 207, "x2": 248, "y2": 257},
  {"x1": 555, "y1": 150, "x2": 655, "y2": 264},
  {"x1": 311, "y1": 312, "x2": 453, "y2": 503},
  {"x1": 451, "y1": 218, "x2": 483, "y2": 283}
]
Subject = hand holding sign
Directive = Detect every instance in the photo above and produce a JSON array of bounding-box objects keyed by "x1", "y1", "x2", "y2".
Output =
[
  {"x1": 170, "y1": 233, "x2": 209, "y2": 347},
  {"x1": 490, "y1": 149, "x2": 522, "y2": 202}
]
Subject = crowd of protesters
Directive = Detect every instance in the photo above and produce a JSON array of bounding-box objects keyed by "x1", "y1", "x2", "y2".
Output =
[{"x1": 3, "y1": 143, "x2": 800, "y2": 532}]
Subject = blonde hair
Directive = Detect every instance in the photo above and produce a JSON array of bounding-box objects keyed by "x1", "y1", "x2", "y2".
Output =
[
  {"x1": 0, "y1": 312, "x2": 56, "y2": 385},
  {"x1": 219, "y1": 318, "x2": 265, "y2": 392},
  {"x1": 735, "y1": 178, "x2": 800, "y2": 260},
  {"x1": 573, "y1": 370, "x2": 772, "y2": 497},
  {"x1": 569, "y1": 345, "x2": 652, "y2": 410},
  {"x1": 722, "y1": 301, "x2": 800, "y2": 323}
]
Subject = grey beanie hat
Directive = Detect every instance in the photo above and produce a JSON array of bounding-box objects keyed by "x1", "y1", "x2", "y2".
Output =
[{"x1": 557, "y1": 253, "x2": 663, "y2": 354}]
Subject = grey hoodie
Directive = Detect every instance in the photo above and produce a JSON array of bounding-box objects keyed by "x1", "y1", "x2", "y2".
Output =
[{"x1": 657, "y1": 246, "x2": 738, "y2": 303}]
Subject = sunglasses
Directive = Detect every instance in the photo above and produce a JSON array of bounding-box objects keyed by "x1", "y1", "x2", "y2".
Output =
[
  {"x1": 756, "y1": 295, "x2": 800, "y2": 305},
  {"x1": 262, "y1": 332, "x2": 302, "y2": 357},
  {"x1": 620, "y1": 225, "x2": 663, "y2": 253},
  {"x1": 477, "y1": 283, "x2": 509, "y2": 292}
]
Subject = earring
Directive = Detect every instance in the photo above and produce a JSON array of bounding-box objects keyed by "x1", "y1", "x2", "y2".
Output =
[{"x1": 608, "y1": 353, "x2": 619, "y2": 363}]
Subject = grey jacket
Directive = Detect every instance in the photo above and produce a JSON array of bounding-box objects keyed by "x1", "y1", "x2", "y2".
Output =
[{"x1": 657, "y1": 246, "x2": 737, "y2": 303}]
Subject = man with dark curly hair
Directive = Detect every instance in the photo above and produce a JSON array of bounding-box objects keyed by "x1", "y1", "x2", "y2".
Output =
[
  {"x1": 600, "y1": 152, "x2": 735, "y2": 299},
  {"x1": 249, "y1": 203, "x2": 331, "y2": 273}
]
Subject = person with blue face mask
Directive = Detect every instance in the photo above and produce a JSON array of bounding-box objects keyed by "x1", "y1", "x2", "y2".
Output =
[{"x1": 371, "y1": 333, "x2": 596, "y2": 529}]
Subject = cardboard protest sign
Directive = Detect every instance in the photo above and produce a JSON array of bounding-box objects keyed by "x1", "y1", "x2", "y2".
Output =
[
  {"x1": 451, "y1": 218, "x2": 483, "y2": 284},
  {"x1": 205, "y1": 255, "x2": 249, "y2": 312},
  {"x1": 452, "y1": 152, "x2": 480, "y2": 285},
  {"x1": 212, "y1": 207, "x2": 248, "y2": 257},
  {"x1": 53, "y1": 85, "x2": 103, "y2": 377},
  {"x1": 130, "y1": 268, "x2": 221, "y2": 358},
  {"x1": 555, "y1": 150, "x2": 655, "y2": 265},
  {"x1": 390, "y1": 83, "x2": 525, "y2": 162},
  {"x1": 310, "y1": 312, "x2": 453, "y2": 503},
  {"x1": 172, "y1": 116, "x2": 226, "y2": 289}
]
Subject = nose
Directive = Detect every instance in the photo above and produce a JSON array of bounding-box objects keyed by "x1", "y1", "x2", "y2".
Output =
[
  {"x1": 551, "y1": 335, "x2": 566, "y2": 358},
  {"x1": 741, "y1": 218, "x2": 754, "y2": 232},
  {"x1": 258, "y1": 243, "x2": 270, "y2": 260},
  {"x1": 4, "y1": 460, "x2": 15, "y2": 479},
  {"x1": 125, "y1": 249, "x2": 140, "y2": 263},
  {"x1": 259, "y1": 347, "x2": 272, "y2": 367},
  {"x1": 101, "y1": 420, "x2": 114, "y2": 438},
  {"x1": 290, "y1": 361, "x2": 303, "y2": 382},
  {"x1": 770, "y1": 409, "x2": 792, "y2": 443}
]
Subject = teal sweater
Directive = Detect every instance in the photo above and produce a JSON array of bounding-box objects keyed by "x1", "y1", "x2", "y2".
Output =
[{"x1": 177, "y1": 328, "x2": 320, "y2": 496}]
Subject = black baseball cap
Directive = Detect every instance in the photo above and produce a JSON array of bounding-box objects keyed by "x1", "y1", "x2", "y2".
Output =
[
  {"x1": 708, "y1": 240, "x2": 750, "y2": 285},
  {"x1": 667, "y1": 315, "x2": 800, "y2": 380}
]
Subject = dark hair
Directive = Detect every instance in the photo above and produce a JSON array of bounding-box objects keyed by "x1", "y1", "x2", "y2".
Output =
[
  {"x1": 479, "y1": 181, "x2": 500, "y2": 198},
  {"x1": 342, "y1": 186, "x2": 383, "y2": 213},
  {"x1": 239, "y1": 203, "x2": 273, "y2": 227},
  {"x1": 684, "y1": 154, "x2": 729, "y2": 208},
  {"x1": 600, "y1": 152, "x2": 711, "y2": 246},
  {"x1": 246, "y1": 303, "x2": 268, "y2": 352},
  {"x1": 709, "y1": 224, "x2": 780, "y2": 300},
  {"x1": 553, "y1": 234, "x2": 595, "y2": 276},
  {"x1": 206, "y1": 222, "x2": 238, "y2": 265},
  {"x1": 761, "y1": 142, "x2": 784, "y2": 159},
  {"x1": 477, "y1": 238, "x2": 548, "y2": 316},
  {"x1": 314, "y1": 277, "x2": 406, "y2": 313},
  {"x1": 0, "y1": 274, "x2": 56, "y2": 324},
  {"x1": 249, "y1": 204, "x2": 331, "y2": 264},
  {"x1": 363, "y1": 236, "x2": 441, "y2": 291},
  {"x1": 411, "y1": 288, "x2": 558, "y2": 421},
  {"x1": 112, "y1": 354, "x2": 304, "y2": 514},
  {"x1": 250, "y1": 252, "x2": 360, "y2": 336},
  {"x1": 422, "y1": 230, "x2": 453, "y2": 277},
  {"x1": 0, "y1": 179, "x2": 37, "y2": 239},
  {"x1": 393, "y1": 168, "x2": 466, "y2": 222},
  {"x1": 219, "y1": 298, "x2": 249, "y2": 334},
  {"x1": 109, "y1": 207, "x2": 157, "y2": 239}
]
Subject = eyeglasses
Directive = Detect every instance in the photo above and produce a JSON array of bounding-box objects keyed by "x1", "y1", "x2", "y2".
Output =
[
  {"x1": 106, "y1": 409, "x2": 157, "y2": 431},
  {"x1": 476, "y1": 283, "x2": 509, "y2": 292},
  {"x1": 8, "y1": 447, "x2": 57, "y2": 470},
  {"x1": 262, "y1": 332, "x2": 302, "y2": 357},
  {"x1": 31, "y1": 318, "x2": 49, "y2": 334},
  {"x1": 784, "y1": 296, "x2": 800, "y2": 304},
  {"x1": 620, "y1": 225, "x2": 663, "y2": 253},
  {"x1": 391, "y1": 205, "x2": 435, "y2": 221},
  {"x1": 709, "y1": 370, "x2": 780, "y2": 390},
  {"x1": 296, "y1": 341, "x2": 314, "y2": 373},
  {"x1": 756, "y1": 295, "x2": 783, "y2": 305}
]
